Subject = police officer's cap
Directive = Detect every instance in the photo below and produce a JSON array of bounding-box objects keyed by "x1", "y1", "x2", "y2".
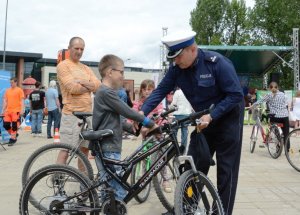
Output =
[{"x1": 161, "y1": 31, "x2": 196, "y2": 59}]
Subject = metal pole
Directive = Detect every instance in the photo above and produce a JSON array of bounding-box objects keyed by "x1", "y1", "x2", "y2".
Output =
[
  {"x1": 2, "y1": 0, "x2": 9, "y2": 70},
  {"x1": 293, "y1": 28, "x2": 299, "y2": 90}
]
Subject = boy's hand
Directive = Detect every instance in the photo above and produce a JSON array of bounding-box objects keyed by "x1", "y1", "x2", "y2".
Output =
[
  {"x1": 141, "y1": 124, "x2": 159, "y2": 138},
  {"x1": 133, "y1": 111, "x2": 145, "y2": 132}
]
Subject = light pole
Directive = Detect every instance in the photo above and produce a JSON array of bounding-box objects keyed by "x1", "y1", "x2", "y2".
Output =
[{"x1": 2, "y1": 0, "x2": 9, "y2": 70}]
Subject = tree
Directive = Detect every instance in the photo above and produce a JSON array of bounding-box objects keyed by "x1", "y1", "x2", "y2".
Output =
[
  {"x1": 250, "y1": 0, "x2": 300, "y2": 89},
  {"x1": 223, "y1": 0, "x2": 250, "y2": 45},
  {"x1": 190, "y1": 0, "x2": 229, "y2": 45},
  {"x1": 250, "y1": 0, "x2": 300, "y2": 46}
]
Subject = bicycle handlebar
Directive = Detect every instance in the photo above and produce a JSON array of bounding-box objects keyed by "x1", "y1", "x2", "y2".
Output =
[
  {"x1": 160, "y1": 105, "x2": 178, "y2": 118},
  {"x1": 146, "y1": 104, "x2": 214, "y2": 137}
]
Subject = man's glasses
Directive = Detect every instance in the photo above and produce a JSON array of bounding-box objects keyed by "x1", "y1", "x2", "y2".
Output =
[
  {"x1": 112, "y1": 68, "x2": 124, "y2": 75},
  {"x1": 269, "y1": 85, "x2": 278, "y2": 89}
]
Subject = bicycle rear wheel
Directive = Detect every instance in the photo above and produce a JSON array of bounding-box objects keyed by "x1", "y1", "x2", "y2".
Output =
[
  {"x1": 267, "y1": 125, "x2": 283, "y2": 159},
  {"x1": 22, "y1": 143, "x2": 94, "y2": 186},
  {"x1": 174, "y1": 170, "x2": 224, "y2": 215},
  {"x1": 285, "y1": 128, "x2": 300, "y2": 172},
  {"x1": 250, "y1": 125, "x2": 259, "y2": 153},
  {"x1": 19, "y1": 164, "x2": 100, "y2": 215},
  {"x1": 131, "y1": 158, "x2": 151, "y2": 203}
]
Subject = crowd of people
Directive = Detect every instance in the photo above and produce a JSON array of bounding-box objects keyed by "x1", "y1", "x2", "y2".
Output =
[
  {"x1": 2, "y1": 31, "x2": 298, "y2": 215},
  {"x1": 1, "y1": 77, "x2": 62, "y2": 145}
]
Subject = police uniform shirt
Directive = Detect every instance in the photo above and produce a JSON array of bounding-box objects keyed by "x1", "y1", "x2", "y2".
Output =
[{"x1": 141, "y1": 49, "x2": 243, "y2": 120}]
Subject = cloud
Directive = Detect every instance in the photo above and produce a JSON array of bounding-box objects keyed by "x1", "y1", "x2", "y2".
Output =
[{"x1": 0, "y1": 0, "x2": 255, "y2": 68}]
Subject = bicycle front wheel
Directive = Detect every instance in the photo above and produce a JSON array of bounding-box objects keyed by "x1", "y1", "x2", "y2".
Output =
[
  {"x1": 19, "y1": 164, "x2": 100, "y2": 215},
  {"x1": 174, "y1": 170, "x2": 224, "y2": 215},
  {"x1": 131, "y1": 158, "x2": 151, "y2": 203},
  {"x1": 22, "y1": 143, "x2": 94, "y2": 186},
  {"x1": 285, "y1": 128, "x2": 300, "y2": 172},
  {"x1": 267, "y1": 125, "x2": 283, "y2": 159},
  {"x1": 153, "y1": 161, "x2": 177, "y2": 212},
  {"x1": 250, "y1": 125, "x2": 259, "y2": 153}
]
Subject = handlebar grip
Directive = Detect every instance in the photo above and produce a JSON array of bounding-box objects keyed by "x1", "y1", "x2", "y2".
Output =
[
  {"x1": 160, "y1": 105, "x2": 178, "y2": 118},
  {"x1": 189, "y1": 104, "x2": 214, "y2": 120},
  {"x1": 146, "y1": 126, "x2": 164, "y2": 137}
]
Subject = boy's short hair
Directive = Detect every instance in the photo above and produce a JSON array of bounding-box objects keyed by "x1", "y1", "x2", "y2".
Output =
[{"x1": 98, "y1": 54, "x2": 123, "y2": 78}]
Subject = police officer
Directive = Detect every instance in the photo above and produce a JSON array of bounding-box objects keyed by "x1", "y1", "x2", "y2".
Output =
[{"x1": 140, "y1": 31, "x2": 244, "y2": 215}]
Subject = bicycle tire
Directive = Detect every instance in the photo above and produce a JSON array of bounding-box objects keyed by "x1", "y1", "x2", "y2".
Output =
[
  {"x1": 152, "y1": 161, "x2": 177, "y2": 212},
  {"x1": 250, "y1": 125, "x2": 258, "y2": 153},
  {"x1": 267, "y1": 125, "x2": 283, "y2": 159},
  {"x1": 19, "y1": 164, "x2": 100, "y2": 215},
  {"x1": 285, "y1": 128, "x2": 300, "y2": 172},
  {"x1": 131, "y1": 158, "x2": 151, "y2": 203},
  {"x1": 22, "y1": 143, "x2": 94, "y2": 187},
  {"x1": 174, "y1": 170, "x2": 224, "y2": 215}
]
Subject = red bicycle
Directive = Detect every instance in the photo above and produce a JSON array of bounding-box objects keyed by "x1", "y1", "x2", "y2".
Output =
[{"x1": 249, "y1": 107, "x2": 284, "y2": 159}]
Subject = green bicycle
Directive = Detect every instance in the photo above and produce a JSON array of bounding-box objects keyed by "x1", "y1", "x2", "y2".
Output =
[{"x1": 130, "y1": 108, "x2": 177, "y2": 212}]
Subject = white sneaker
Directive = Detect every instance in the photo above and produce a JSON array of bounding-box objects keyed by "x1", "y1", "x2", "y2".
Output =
[
  {"x1": 31, "y1": 133, "x2": 36, "y2": 137},
  {"x1": 37, "y1": 133, "x2": 43, "y2": 137}
]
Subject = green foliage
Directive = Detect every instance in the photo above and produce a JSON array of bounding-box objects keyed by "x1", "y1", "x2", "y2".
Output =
[
  {"x1": 190, "y1": 0, "x2": 229, "y2": 45},
  {"x1": 190, "y1": 0, "x2": 300, "y2": 89},
  {"x1": 223, "y1": 0, "x2": 249, "y2": 45},
  {"x1": 250, "y1": 0, "x2": 300, "y2": 46}
]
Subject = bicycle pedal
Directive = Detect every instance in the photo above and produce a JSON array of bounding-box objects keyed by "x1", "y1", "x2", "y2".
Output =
[{"x1": 259, "y1": 145, "x2": 265, "y2": 148}]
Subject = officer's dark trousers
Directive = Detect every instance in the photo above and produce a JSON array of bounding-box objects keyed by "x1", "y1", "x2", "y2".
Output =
[{"x1": 189, "y1": 102, "x2": 244, "y2": 215}]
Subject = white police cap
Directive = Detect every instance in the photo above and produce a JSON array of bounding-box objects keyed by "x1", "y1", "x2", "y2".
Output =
[{"x1": 161, "y1": 31, "x2": 196, "y2": 59}]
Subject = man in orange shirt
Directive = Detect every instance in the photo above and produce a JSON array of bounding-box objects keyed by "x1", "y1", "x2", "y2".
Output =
[
  {"x1": 1, "y1": 77, "x2": 24, "y2": 146},
  {"x1": 57, "y1": 37, "x2": 100, "y2": 167}
]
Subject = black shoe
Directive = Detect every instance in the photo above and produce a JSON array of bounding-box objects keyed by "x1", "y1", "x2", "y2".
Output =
[
  {"x1": 8, "y1": 138, "x2": 17, "y2": 146},
  {"x1": 47, "y1": 136, "x2": 53, "y2": 139}
]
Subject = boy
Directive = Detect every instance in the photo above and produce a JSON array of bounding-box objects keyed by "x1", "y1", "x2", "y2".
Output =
[{"x1": 93, "y1": 54, "x2": 156, "y2": 200}]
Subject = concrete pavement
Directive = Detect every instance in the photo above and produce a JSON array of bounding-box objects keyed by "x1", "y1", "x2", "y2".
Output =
[{"x1": 0, "y1": 125, "x2": 300, "y2": 214}]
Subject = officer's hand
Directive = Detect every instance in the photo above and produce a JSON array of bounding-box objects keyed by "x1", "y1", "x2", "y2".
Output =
[{"x1": 196, "y1": 114, "x2": 212, "y2": 132}]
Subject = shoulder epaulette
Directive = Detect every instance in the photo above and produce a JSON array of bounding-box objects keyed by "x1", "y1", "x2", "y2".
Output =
[{"x1": 203, "y1": 51, "x2": 219, "y2": 63}]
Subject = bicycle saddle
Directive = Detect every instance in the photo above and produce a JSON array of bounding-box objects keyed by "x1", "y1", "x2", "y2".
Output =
[
  {"x1": 81, "y1": 129, "x2": 113, "y2": 140},
  {"x1": 73, "y1": 112, "x2": 93, "y2": 119}
]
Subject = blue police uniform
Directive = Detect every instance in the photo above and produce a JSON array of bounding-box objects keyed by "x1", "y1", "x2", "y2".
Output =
[{"x1": 141, "y1": 49, "x2": 244, "y2": 215}]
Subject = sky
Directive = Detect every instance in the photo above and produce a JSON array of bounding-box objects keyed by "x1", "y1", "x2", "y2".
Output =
[{"x1": 0, "y1": 0, "x2": 255, "y2": 69}]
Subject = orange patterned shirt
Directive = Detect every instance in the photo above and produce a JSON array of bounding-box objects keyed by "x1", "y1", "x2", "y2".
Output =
[{"x1": 57, "y1": 59, "x2": 101, "y2": 114}]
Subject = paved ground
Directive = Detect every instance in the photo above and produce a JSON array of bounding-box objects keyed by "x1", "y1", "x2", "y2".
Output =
[{"x1": 0, "y1": 125, "x2": 300, "y2": 214}]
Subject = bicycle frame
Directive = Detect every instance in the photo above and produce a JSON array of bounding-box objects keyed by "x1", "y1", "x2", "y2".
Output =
[
  {"x1": 55, "y1": 107, "x2": 213, "y2": 212},
  {"x1": 252, "y1": 115, "x2": 268, "y2": 144},
  {"x1": 251, "y1": 107, "x2": 283, "y2": 144},
  {"x1": 93, "y1": 125, "x2": 181, "y2": 204}
]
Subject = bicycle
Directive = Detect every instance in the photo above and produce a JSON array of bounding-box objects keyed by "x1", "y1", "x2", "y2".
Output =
[
  {"x1": 19, "y1": 105, "x2": 224, "y2": 215},
  {"x1": 21, "y1": 112, "x2": 94, "y2": 210},
  {"x1": 249, "y1": 106, "x2": 284, "y2": 159},
  {"x1": 131, "y1": 108, "x2": 177, "y2": 209},
  {"x1": 284, "y1": 128, "x2": 300, "y2": 172}
]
